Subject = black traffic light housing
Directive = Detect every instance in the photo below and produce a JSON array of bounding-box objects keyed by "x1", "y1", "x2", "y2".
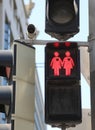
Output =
[
  {"x1": 0, "y1": 50, "x2": 13, "y2": 122},
  {"x1": 45, "y1": 81, "x2": 81, "y2": 127},
  {"x1": 0, "y1": 50, "x2": 13, "y2": 81},
  {"x1": 0, "y1": 86, "x2": 12, "y2": 121},
  {"x1": 45, "y1": 0, "x2": 79, "y2": 40},
  {"x1": 45, "y1": 42, "x2": 82, "y2": 128}
]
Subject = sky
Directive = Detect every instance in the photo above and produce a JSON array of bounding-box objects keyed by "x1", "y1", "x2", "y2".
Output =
[{"x1": 24, "y1": 0, "x2": 90, "y2": 130}]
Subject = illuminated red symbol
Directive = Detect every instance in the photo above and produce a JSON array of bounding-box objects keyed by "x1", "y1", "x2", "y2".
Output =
[
  {"x1": 6, "y1": 66, "x2": 11, "y2": 79},
  {"x1": 65, "y1": 42, "x2": 71, "y2": 47},
  {"x1": 50, "y1": 52, "x2": 62, "y2": 76},
  {"x1": 53, "y1": 42, "x2": 59, "y2": 47},
  {"x1": 63, "y1": 51, "x2": 74, "y2": 76}
]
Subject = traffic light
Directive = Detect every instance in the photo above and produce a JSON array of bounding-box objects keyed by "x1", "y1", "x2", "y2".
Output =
[
  {"x1": 45, "y1": 42, "x2": 82, "y2": 128},
  {"x1": 0, "y1": 41, "x2": 35, "y2": 130},
  {"x1": 45, "y1": 0, "x2": 79, "y2": 40},
  {"x1": 0, "y1": 50, "x2": 13, "y2": 122},
  {"x1": 11, "y1": 41, "x2": 35, "y2": 130}
]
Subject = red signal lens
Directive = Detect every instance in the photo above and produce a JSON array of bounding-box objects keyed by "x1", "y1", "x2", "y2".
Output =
[
  {"x1": 63, "y1": 51, "x2": 75, "y2": 76},
  {"x1": 50, "y1": 51, "x2": 62, "y2": 76},
  {"x1": 65, "y1": 42, "x2": 71, "y2": 47},
  {"x1": 50, "y1": 51, "x2": 75, "y2": 77},
  {"x1": 6, "y1": 67, "x2": 11, "y2": 79},
  {"x1": 45, "y1": 42, "x2": 80, "y2": 80},
  {"x1": 53, "y1": 42, "x2": 59, "y2": 47}
]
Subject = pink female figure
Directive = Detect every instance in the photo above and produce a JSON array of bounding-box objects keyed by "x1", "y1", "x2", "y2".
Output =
[
  {"x1": 63, "y1": 51, "x2": 75, "y2": 76},
  {"x1": 50, "y1": 51, "x2": 62, "y2": 76}
]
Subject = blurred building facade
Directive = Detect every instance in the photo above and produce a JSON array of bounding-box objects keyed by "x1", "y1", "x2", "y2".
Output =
[
  {"x1": 80, "y1": 47, "x2": 90, "y2": 85},
  {"x1": 0, "y1": 0, "x2": 47, "y2": 129},
  {"x1": 0, "y1": 0, "x2": 28, "y2": 49},
  {"x1": 35, "y1": 70, "x2": 47, "y2": 130},
  {"x1": 68, "y1": 109, "x2": 91, "y2": 130}
]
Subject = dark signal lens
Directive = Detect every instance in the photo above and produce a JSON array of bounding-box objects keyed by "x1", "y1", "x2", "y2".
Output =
[{"x1": 49, "y1": 0, "x2": 75, "y2": 24}]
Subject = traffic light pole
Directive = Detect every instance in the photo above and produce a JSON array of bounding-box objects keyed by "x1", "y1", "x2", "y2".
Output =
[
  {"x1": 89, "y1": 36, "x2": 95, "y2": 130},
  {"x1": 89, "y1": 0, "x2": 95, "y2": 130},
  {"x1": 89, "y1": 38, "x2": 95, "y2": 130}
]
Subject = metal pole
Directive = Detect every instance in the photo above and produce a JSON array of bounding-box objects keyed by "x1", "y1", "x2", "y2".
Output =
[
  {"x1": 89, "y1": 0, "x2": 95, "y2": 129},
  {"x1": 89, "y1": 36, "x2": 95, "y2": 130},
  {"x1": 14, "y1": 39, "x2": 89, "y2": 46}
]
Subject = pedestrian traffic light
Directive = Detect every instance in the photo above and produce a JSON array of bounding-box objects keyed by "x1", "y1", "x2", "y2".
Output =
[
  {"x1": 0, "y1": 50, "x2": 13, "y2": 122},
  {"x1": 45, "y1": 42, "x2": 80, "y2": 80},
  {"x1": 45, "y1": 0, "x2": 79, "y2": 40},
  {"x1": 45, "y1": 42, "x2": 82, "y2": 128}
]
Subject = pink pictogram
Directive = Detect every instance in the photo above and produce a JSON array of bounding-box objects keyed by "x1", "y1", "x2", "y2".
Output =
[
  {"x1": 6, "y1": 67, "x2": 11, "y2": 79},
  {"x1": 50, "y1": 52, "x2": 62, "y2": 76},
  {"x1": 62, "y1": 51, "x2": 75, "y2": 76}
]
